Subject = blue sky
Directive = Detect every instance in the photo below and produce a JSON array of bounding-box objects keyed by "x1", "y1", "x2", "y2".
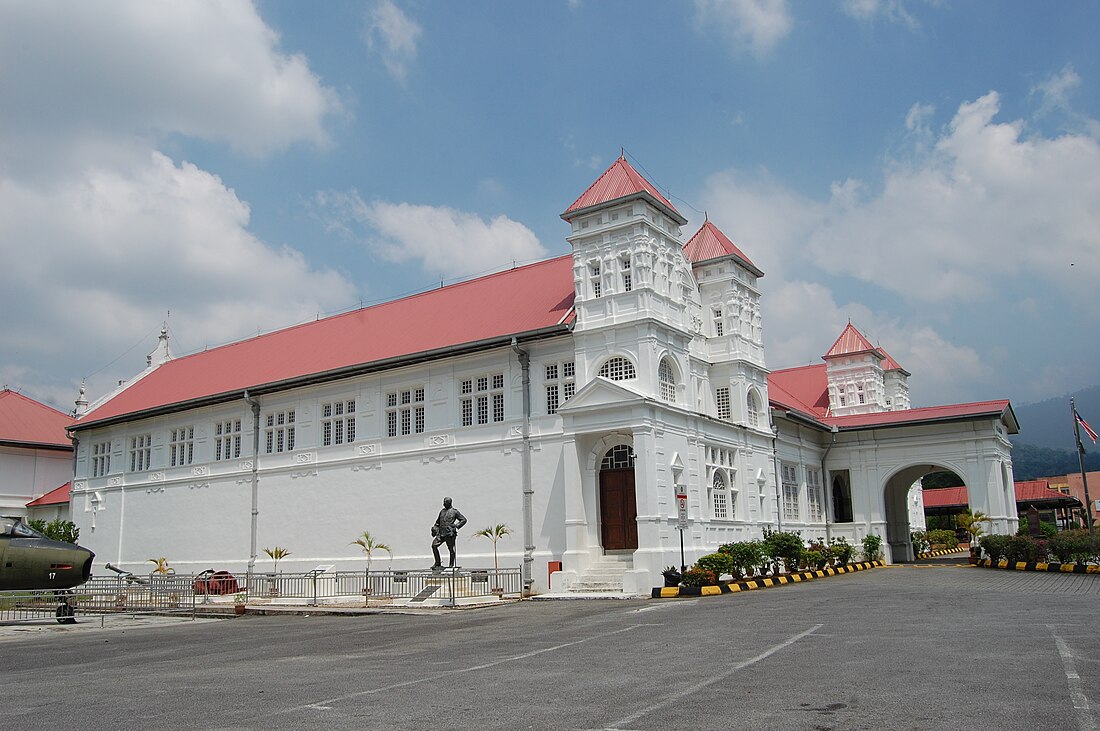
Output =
[{"x1": 2, "y1": 1, "x2": 1098, "y2": 421}]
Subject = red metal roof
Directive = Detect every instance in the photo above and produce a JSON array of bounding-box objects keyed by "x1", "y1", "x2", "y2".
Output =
[
  {"x1": 768, "y1": 364, "x2": 831, "y2": 419},
  {"x1": 563, "y1": 156, "x2": 684, "y2": 222},
  {"x1": 823, "y1": 322, "x2": 881, "y2": 360},
  {"x1": 877, "y1": 346, "x2": 909, "y2": 374},
  {"x1": 923, "y1": 481, "x2": 1079, "y2": 508},
  {"x1": 26, "y1": 482, "x2": 71, "y2": 507},
  {"x1": 682, "y1": 220, "x2": 764, "y2": 277},
  {"x1": 0, "y1": 389, "x2": 73, "y2": 448},
  {"x1": 77, "y1": 256, "x2": 576, "y2": 426}
]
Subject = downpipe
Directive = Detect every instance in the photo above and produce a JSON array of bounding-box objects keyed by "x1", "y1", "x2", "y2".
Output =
[
  {"x1": 511, "y1": 337, "x2": 534, "y2": 595},
  {"x1": 243, "y1": 390, "x2": 261, "y2": 578}
]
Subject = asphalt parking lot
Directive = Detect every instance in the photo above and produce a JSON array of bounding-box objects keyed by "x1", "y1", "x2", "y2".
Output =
[{"x1": 3, "y1": 563, "x2": 1097, "y2": 731}]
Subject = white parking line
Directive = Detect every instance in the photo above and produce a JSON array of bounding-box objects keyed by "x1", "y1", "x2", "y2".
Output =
[
  {"x1": 1049, "y1": 625, "x2": 1097, "y2": 731},
  {"x1": 605, "y1": 624, "x2": 824, "y2": 729}
]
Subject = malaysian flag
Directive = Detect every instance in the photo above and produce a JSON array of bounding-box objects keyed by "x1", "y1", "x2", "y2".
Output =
[{"x1": 1076, "y1": 408, "x2": 1099, "y2": 444}]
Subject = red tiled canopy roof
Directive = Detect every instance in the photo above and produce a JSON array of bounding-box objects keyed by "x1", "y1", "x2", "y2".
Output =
[
  {"x1": 563, "y1": 156, "x2": 686, "y2": 224},
  {"x1": 0, "y1": 389, "x2": 73, "y2": 448},
  {"x1": 824, "y1": 322, "x2": 881, "y2": 360},
  {"x1": 26, "y1": 482, "x2": 71, "y2": 507},
  {"x1": 77, "y1": 256, "x2": 576, "y2": 427},
  {"x1": 923, "y1": 481, "x2": 1081, "y2": 509},
  {"x1": 682, "y1": 220, "x2": 764, "y2": 277}
]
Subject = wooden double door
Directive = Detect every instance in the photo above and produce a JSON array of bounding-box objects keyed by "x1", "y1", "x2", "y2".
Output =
[{"x1": 599, "y1": 468, "x2": 638, "y2": 550}]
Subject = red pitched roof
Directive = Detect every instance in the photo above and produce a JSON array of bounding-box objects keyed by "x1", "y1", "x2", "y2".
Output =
[
  {"x1": 682, "y1": 220, "x2": 764, "y2": 276},
  {"x1": 823, "y1": 322, "x2": 881, "y2": 360},
  {"x1": 0, "y1": 389, "x2": 73, "y2": 448},
  {"x1": 877, "y1": 346, "x2": 909, "y2": 374},
  {"x1": 767, "y1": 365, "x2": 1017, "y2": 433},
  {"x1": 77, "y1": 256, "x2": 576, "y2": 426},
  {"x1": 923, "y1": 481, "x2": 1080, "y2": 508},
  {"x1": 563, "y1": 156, "x2": 685, "y2": 223},
  {"x1": 26, "y1": 482, "x2": 71, "y2": 507}
]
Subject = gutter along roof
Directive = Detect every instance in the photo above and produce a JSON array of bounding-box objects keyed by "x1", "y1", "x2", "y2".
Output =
[{"x1": 75, "y1": 256, "x2": 576, "y2": 429}]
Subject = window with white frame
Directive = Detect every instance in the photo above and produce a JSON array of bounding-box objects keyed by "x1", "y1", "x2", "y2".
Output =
[
  {"x1": 168, "y1": 426, "x2": 194, "y2": 467},
  {"x1": 215, "y1": 419, "x2": 241, "y2": 461},
  {"x1": 545, "y1": 360, "x2": 576, "y2": 415},
  {"x1": 658, "y1": 358, "x2": 676, "y2": 402},
  {"x1": 129, "y1": 434, "x2": 151, "y2": 472},
  {"x1": 598, "y1": 356, "x2": 636, "y2": 381},
  {"x1": 712, "y1": 471, "x2": 728, "y2": 519},
  {"x1": 782, "y1": 463, "x2": 800, "y2": 521},
  {"x1": 322, "y1": 399, "x2": 357, "y2": 446},
  {"x1": 264, "y1": 410, "x2": 295, "y2": 453},
  {"x1": 747, "y1": 390, "x2": 760, "y2": 427},
  {"x1": 857, "y1": 383, "x2": 865, "y2": 404},
  {"x1": 386, "y1": 388, "x2": 424, "y2": 437},
  {"x1": 91, "y1": 441, "x2": 111, "y2": 477},
  {"x1": 713, "y1": 307, "x2": 724, "y2": 336},
  {"x1": 807, "y1": 467, "x2": 823, "y2": 521},
  {"x1": 460, "y1": 373, "x2": 504, "y2": 427},
  {"x1": 707, "y1": 446, "x2": 738, "y2": 520},
  {"x1": 716, "y1": 387, "x2": 731, "y2": 420},
  {"x1": 590, "y1": 262, "x2": 601, "y2": 298},
  {"x1": 621, "y1": 256, "x2": 632, "y2": 292}
]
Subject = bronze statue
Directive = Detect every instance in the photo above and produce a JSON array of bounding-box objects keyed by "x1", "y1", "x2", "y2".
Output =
[{"x1": 430, "y1": 496, "x2": 467, "y2": 570}]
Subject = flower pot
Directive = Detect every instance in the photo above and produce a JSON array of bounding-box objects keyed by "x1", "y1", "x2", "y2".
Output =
[{"x1": 234, "y1": 604, "x2": 246, "y2": 615}]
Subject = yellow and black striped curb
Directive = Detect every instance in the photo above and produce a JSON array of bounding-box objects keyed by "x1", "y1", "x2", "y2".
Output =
[
  {"x1": 916, "y1": 547, "x2": 969, "y2": 559},
  {"x1": 975, "y1": 559, "x2": 1100, "y2": 575},
  {"x1": 651, "y1": 561, "x2": 885, "y2": 598}
]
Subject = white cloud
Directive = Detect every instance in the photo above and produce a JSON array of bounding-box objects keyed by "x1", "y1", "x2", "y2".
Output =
[
  {"x1": 840, "y1": 0, "x2": 918, "y2": 29},
  {"x1": 364, "y1": 0, "x2": 422, "y2": 83},
  {"x1": 0, "y1": 1, "x2": 340, "y2": 162},
  {"x1": 694, "y1": 0, "x2": 793, "y2": 57},
  {"x1": 0, "y1": 3, "x2": 349, "y2": 409},
  {"x1": 698, "y1": 89, "x2": 1100, "y2": 405},
  {"x1": 315, "y1": 191, "x2": 548, "y2": 280}
]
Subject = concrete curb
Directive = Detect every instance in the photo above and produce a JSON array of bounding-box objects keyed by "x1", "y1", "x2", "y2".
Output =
[
  {"x1": 916, "y1": 547, "x2": 969, "y2": 559},
  {"x1": 651, "y1": 560, "x2": 885, "y2": 598},
  {"x1": 975, "y1": 559, "x2": 1100, "y2": 575}
]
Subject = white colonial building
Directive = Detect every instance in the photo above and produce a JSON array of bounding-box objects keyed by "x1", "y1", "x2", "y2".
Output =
[
  {"x1": 0, "y1": 389, "x2": 74, "y2": 522},
  {"x1": 68, "y1": 157, "x2": 1019, "y2": 593}
]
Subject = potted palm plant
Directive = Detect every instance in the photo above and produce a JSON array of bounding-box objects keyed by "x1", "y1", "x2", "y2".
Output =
[
  {"x1": 263, "y1": 546, "x2": 290, "y2": 596},
  {"x1": 472, "y1": 523, "x2": 512, "y2": 597}
]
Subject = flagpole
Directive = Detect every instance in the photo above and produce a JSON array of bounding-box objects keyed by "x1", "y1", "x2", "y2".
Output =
[{"x1": 1071, "y1": 397, "x2": 1094, "y2": 536}]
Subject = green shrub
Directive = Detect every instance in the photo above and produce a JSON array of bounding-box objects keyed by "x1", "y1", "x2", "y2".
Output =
[
  {"x1": 802, "y1": 549, "x2": 825, "y2": 570},
  {"x1": 861, "y1": 534, "x2": 883, "y2": 562},
  {"x1": 1049, "y1": 530, "x2": 1089, "y2": 564},
  {"x1": 26, "y1": 518, "x2": 79, "y2": 544},
  {"x1": 680, "y1": 567, "x2": 718, "y2": 586},
  {"x1": 763, "y1": 528, "x2": 804, "y2": 573},
  {"x1": 719, "y1": 541, "x2": 765, "y2": 578},
  {"x1": 695, "y1": 552, "x2": 736, "y2": 580},
  {"x1": 830, "y1": 537, "x2": 854, "y2": 566},
  {"x1": 979, "y1": 534, "x2": 1010, "y2": 562},
  {"x1": 926, "y1": 529, "x2": 958, "y2": 549}
]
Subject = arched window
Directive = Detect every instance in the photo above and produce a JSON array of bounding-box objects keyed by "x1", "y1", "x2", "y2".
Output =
[
  {"x1": 712, "y1": 471, "x2": 728, "y2": 519},
  {"x1": 658, "y1": 358, "x2": 676, "y2": 402},
  {"x1": 747, "y1": 390, "x2": 760, "y2": 427},
  {"x1": 600, "y1": 444, "x2": 635, "y2": 470},
  {"x1": 598, "y1": 356, "x2": 636, "y2": 381}
]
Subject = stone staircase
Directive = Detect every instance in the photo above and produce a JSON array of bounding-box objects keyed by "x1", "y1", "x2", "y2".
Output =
[{"x1": 568, "y1": 553, "x2": 633, "y2": 593}]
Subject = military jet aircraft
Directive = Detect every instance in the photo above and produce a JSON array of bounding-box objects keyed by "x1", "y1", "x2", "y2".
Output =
[{"x1": 0, "y1": 516, "x2": 95, "y2": 591}]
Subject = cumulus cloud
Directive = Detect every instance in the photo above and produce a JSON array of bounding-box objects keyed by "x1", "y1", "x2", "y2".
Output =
[
  {"x1": 364, "y1": 0, "x2": 422, "y2": 83},
  {"x1": 315, "y1": 191, "x2": 548, "y2": 281},
  {"x1": 0, "y1": 2, "x2": 349, "y2": 409},
  {"x1": 694, "y1": 0, "x2": 793, "y2": 57},
  {"x1": 698, "y1": 89, "x2": 1100, "y2": 404}
]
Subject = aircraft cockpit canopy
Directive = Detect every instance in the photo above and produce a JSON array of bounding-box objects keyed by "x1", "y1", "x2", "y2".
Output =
[{"x1": 1, "y1": 516, "x2": 46, "y2": 538}]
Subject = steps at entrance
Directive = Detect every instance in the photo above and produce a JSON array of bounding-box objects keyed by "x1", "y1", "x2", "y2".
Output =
[{"x1": 568, "y1": 554, "x2": 633, "y2": 593}]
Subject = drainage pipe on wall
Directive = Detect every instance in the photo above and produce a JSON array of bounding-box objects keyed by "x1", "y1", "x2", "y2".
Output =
[
  {"x1": 511, "y1": 338, "x2": 533, "y2": 594},
  {"x1": 243, "y1": 390, "x2": 261, "y2": 577},
  {"x1": 820, "y1": 425, "x2": 838, "y2": 543}
]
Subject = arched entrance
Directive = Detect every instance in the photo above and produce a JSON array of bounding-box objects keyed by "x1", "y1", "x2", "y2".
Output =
[
  {"x1": 599, "y1": 445, "x2": 637, "y2": 551},
  {"x1": 882, "y1": 463, "x2": 964, "y2": 562}
]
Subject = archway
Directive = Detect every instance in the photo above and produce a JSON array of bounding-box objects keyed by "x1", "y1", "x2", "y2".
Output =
[
  {"x1": 882, "y1": 463, "x2": 965, "y2": 562},
  {"x1": 599, "y1": 444, "x2": 637, "y2": 551}
]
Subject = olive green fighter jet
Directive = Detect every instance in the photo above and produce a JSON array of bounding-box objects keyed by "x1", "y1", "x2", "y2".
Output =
[{"x1": 0, "y1": 516, "x2": 95, "y2": 591}]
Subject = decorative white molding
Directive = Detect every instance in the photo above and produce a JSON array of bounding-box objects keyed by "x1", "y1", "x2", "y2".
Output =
[
  {"x1": 290, "y1": 470, "x2": 318, "y2": 480},
  {"x1": 108, "y1": 477, "x2": 122, "y2": 487},
  {"x1": 145, "y1": 486, "x2": 165, "y2": 494},
  {"x1": 240, "y1": 461, "x2": 253, "y2": 471},
  {"x1": 357, "y1": 444, "x2": 378, "y2": 457},
  {"x1": 426, "y1": 434, "x2": 450, "y2": 448},
  {"x1": 295, "y1": 452, "x2": 314, "y2": 464},
  {"x1": 421, "y1": 452, "x2": 456, "y2": 464},
  {"x1": 149, "y1": 472, "x2": 165, "y2": 482},
  {"x1": 73, "y1": 481, "x2": 87, "y2": 492},
  {"x1": 191, "y1": 465, "x2": 208, "y2": 476},
  {"x1": 188, "y1": 483, "x2": 210, "y2": 490},
  {"x1": 351, "y1": 462, "x2": 380, "y2": 472}
]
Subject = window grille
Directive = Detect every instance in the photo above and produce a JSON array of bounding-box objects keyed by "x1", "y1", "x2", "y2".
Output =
[
  {"x1": 92, "y1": 441, "x2": 111, "y2": 477},
  {"x1": 322, "y1": 400, "x2": 356, "y2": 446},
  {"x1": 598, "y1": 356, "x2": 635, "y2": 381},
  {"x1": 129, "y1": 434, "x2": 152, "y2": 472},
  {"x1": 264, "y1": 410, "x2": 295, "y2": 454},
  {"x1": 386, "y1": 389, "x2": 424, "y2": 437},
  {"x1": 658, "y1": 359, "x2": 676, "y2": 402},
  {"x1": 215, "y1": 420, "x2": 241, "y2": 461},
  {"x1": 716, "y1": 387, "x2": 731, "y2": 420},
  {"x1": 169, "y1": 426, "x2": 194, "y2": 467},
  {"x1": 461, "y1": 372, "x2": 505, "y2": 426}
]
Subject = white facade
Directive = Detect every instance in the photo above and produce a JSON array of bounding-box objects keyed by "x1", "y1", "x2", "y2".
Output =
[{"x1": 68, "y1": 162, "x2": 1018, "y2": 592}]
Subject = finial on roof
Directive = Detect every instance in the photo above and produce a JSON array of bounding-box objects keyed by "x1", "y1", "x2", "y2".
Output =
[
  {"x1": 704, "y1": 210, "x2": 709, "y2": 222},
  {"x1": 619, "y1": 147, "x2": 625, "y2": 160},
  {"x1": 74, "y1": 379, "x2": 88, "y2": 416}
]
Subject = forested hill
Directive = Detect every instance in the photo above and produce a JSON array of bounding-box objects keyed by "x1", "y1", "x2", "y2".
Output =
[{"x1": 1008, "y1": 385, "x2": 1100, "y2": 480}]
